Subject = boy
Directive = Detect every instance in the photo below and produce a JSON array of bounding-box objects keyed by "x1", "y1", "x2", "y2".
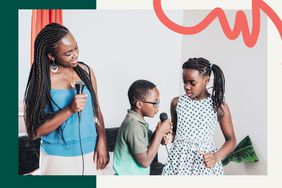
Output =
[{"x1": 113, "y1": 80, "x2": 171, "y2": 175}]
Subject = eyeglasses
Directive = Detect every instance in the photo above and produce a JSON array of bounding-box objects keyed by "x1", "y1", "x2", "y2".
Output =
[{"x1": 141, "y1": 99, "x2": 160, "y2": 108}]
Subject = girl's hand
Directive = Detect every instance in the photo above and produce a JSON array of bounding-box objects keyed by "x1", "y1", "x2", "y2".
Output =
[
  {"x1": 70, "y1": 94, "x2": 87, "y2": 113},
  {"x1": 199, "y1": 152, "x2": 219, "y2": 168}
]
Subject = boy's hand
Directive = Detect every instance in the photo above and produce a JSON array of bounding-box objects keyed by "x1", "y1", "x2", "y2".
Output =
[{"x1": 156, "y1": 119, "x2": 171, "y2": 135}]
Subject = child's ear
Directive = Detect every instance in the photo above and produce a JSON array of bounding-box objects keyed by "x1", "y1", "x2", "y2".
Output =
[
  {"x1": 204, "y1": 76, "x2": 210, "y2": 85},
  {"x1": 136, "y1": 101, "x2": 142, "y2": 109}
]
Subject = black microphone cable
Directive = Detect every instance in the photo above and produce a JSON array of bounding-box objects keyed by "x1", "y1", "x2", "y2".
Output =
[
  {"x1": 165, "y1": 141, "x2": 169, "y2": 154},
  {"x1": 77, "y1": 111, "x2": 84, "y2": 176},
  {"x1": 75, "y1": 81, "x2": 85, "y2": 176}
]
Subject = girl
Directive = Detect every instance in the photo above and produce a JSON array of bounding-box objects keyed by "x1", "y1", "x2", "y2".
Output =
[
  {"x1": 24, "y1": 23, "x2": 109, "y2": 175},
  {"x1": 162, "y1": 57, "x2": 236, "y2": 175}
]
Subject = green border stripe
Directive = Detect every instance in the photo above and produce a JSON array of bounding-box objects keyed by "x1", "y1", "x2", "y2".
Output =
[{"x1": 0, "y1": 0, "x2": 97, "y2": 188}]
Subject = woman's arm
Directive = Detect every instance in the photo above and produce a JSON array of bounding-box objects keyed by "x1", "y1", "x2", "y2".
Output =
[
  {"x1": 88, "y1": 67, "x2": 109, "y2": 170},
  {"x1": 202, "y1": 102, "x2": 236, "y2": 168},
  {"x1": 35, "y1": 94, "x2": 87, "y2": 139}
]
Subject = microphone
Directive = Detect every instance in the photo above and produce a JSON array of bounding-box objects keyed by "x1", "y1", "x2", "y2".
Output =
[
  {"x1": 75, "y1": 80, "x2": 85, "y2": 118},
  {"x1": 160, "y1": 112, "x2": 168, "y2": 122},
  {"x1": 75, "y1": 80, "x2": 85, "y2": 95},
  {"x1": 75, "y1": 80, "x2": 85, "y2": 175},
  {"x1": 159, "y1": 112, "x2": 169, "y2": 154}
]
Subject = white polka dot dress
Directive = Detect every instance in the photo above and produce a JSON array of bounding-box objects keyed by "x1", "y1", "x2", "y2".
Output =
[{"x1": 162, "y1": 95, "x2": 224, "y2": 175}]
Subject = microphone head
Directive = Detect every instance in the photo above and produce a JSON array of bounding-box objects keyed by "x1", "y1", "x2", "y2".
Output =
[
  {"x1": 160, "y1": 112, "x2": 168, "y2": 122},
  {"x1": 75, "y1": 80, "x2": 85, "y2": 94},
  {"x1": 75, "y1": 80, "x2": 85, "y2": 86}
]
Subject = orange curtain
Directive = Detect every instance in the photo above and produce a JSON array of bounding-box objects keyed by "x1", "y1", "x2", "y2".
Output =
[{"x1": 30, "y1": 9, "x2": 63, "y2": 65}]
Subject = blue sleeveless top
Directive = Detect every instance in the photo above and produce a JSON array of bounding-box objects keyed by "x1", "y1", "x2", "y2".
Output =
[{"x1": 41, "y1": 87, "x2": 97, "y2": 156}]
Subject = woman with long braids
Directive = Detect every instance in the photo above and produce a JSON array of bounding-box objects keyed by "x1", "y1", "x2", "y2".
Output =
[
  {"x1": 24, "y1": 23, "x2": 109, "y2": 175},
  {"x1": 162, "y1": 57, "x2": 236, "y2": 175}
]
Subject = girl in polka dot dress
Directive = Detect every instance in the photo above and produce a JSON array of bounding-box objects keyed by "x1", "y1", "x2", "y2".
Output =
[{"x1": 162, "y1": 57, "x2": 236, "y2": 175}]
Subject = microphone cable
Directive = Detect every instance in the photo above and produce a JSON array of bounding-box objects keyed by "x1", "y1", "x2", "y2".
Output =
[
  {"x1": 165, "y1": 144, "x2": 169, "y2": 155},
  {"x1": 75, "y1": 81, "x2": 85, "y2": 175},
  {"x1": 78, "y1": 112, "x2": 85, "y2": 176},
  {"x1": 159, "y1": 112, "x2": 170, "y2": 155}
]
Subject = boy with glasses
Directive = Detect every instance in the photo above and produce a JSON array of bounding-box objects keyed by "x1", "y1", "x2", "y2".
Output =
[{"x1": 113, "y1": 79, "x2": 171, "y2": 175}]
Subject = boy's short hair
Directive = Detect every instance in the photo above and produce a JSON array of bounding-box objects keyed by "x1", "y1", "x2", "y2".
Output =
[{"x1": 128, "y1": 79, "x2": 156, "y2": 108}]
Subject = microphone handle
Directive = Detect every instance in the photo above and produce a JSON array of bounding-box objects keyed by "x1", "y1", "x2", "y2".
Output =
[
  {"x1": 76, "y1": 85, "x2": 84, "y2": 119},
  {"x1": 160, "y1": 113, "x2": 170, "y2": 155},
  {"x1": 165, "y1": 145, "x2": 169, "y2": 154}
]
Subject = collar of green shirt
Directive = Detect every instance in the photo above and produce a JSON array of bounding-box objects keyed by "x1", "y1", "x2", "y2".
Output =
[{"x1": 127, "y1": 109, "x2": 148, "y2": 125}]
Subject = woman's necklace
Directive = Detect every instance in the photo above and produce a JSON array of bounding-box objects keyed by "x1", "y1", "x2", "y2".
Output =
[{"x1": 70, "y1": 68, "x2": 75, "y2": 88}]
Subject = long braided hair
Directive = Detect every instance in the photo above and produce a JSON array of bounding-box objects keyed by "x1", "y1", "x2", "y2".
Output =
[
  {"x1": 24, "y1": 23, "x2": 98, "y2": 139},
  {"x1": 182, "y1": 57, "x2": 225, "y2": 113}
]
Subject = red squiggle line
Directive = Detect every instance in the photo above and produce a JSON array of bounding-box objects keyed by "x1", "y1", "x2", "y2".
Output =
[{"x1": 153, "y1": 0, "x2": 282, "y2": 48}]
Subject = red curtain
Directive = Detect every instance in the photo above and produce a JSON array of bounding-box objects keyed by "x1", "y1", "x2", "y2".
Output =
[{"x1": 30, "y1": 10, "x2": 63, "y2": 65}]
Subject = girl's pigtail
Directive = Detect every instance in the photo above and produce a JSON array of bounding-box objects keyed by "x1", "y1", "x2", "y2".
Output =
[{"x1": 210, "y1": 64, "x2": 225, "y2": 114}]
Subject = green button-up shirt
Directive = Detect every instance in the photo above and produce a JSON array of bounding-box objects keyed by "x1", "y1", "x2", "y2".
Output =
[{"x1": 113, "y1": 110, "x2": 150, "y2": 175}]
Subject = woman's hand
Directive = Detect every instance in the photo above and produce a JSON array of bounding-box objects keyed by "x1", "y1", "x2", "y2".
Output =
[
  {"x1": 70, "y1": 94, "x2": 87, "y2": 112},
  {"x1": 199, "y1": 152, "x2": 219, "y2": 168},
  {"x1": 94, "y1": 138, "x2": 109, "y2": 170}
]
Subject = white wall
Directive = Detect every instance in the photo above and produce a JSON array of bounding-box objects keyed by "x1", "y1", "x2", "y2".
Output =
[
  {"x1": 19, "y1": 9, "x2": 267, "y2": 175},
  {"x1": 181, "y1": 10, "x2": 267, "y2": 175},
  {"x1": 18, "y1": 10, "x2": 32, "y2": 135},
  {"x1": 18, "y1": 10, "x2": 31, "y2": 110},
  {"x1": 63, "y1": 10, "x2": 183, "y2": 130}
]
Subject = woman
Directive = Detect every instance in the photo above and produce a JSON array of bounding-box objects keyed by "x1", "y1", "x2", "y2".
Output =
[{"x1": 24, "y1": 23, "x2": 109, "y2": 175}]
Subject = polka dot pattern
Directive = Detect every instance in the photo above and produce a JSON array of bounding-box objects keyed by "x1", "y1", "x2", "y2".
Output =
[{"x1": 162, "y1": 95, "x2": 224, "y2": 175}]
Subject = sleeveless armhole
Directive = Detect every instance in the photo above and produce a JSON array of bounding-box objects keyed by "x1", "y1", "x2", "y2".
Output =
[{"x1": 172, "y1": 97, "x2": 180, "y2": 133}]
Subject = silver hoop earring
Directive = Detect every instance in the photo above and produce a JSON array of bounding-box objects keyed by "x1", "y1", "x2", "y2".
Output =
[{"x1": 50, "y1": 59, "x2": 58, "y2": 73}]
